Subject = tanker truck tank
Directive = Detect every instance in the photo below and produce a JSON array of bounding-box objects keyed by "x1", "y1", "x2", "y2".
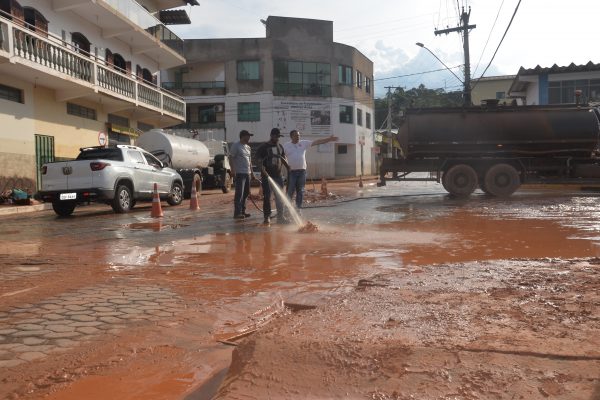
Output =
[
  {"x1": 136, "y1": 129, "x2": 210, "y2": 170},
  {"x1": 137, "y1": 129, "x2": 211, "y2": 198},
  {"x1": 399, "y1": 106, "x2": 600, "y2": 159}
]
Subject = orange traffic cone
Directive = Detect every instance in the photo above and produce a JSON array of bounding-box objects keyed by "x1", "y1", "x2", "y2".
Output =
[
  {"x1": 320, "y1": 177, "x2": 328, "y2": 196},
  {"x1": 150, "y1": 183, "x2": 164, "y2": 218},
  {"x1": 358, "y1": 175, "x2": 364, "y2": 188},
  {"x1": 189, "y1": 180, "x2": 200, "y2": 210}
]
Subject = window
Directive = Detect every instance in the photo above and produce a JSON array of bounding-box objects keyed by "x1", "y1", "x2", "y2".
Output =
[
  {"x1": 338, "y1": 65, "x2": 353, "y2": 85},
  {"x1": 71, "y1": 32, "x2": 90, "y2": 55},
  {"x1": 23, "y1": 7, "x2": 48, "y2": 35},
  {"x1": 274, "y1": 60, "x2": 331, "y2": 96},
  {"x1": 337, "y1": 144, "x2": 348, "y2": 154},
  {"x1": 548, "y1": 79, "x2": 600, "y2": 104},
  {"x1": 496, "y1": 91, "x2": 506, "y2": 100},
  {"x1": 76, "y1": 148, "x2": 123, "y2": 161},
  {"x1": 237, "y1": 60, "x2": 260, "y2": 80},
  {"x1": 128, "y1": 150, "x2": 145, "y2": 164},
  {"x1": 357, "y1": 108, "x2": 362, "y2": 126},
  {"x1": 365, "y1": 77, "x2": 371, "y2": 94},
  {"x1": 138, "y1": 122, "x2": 154, "y2": 132},
  {"x1": 0, "y1": 83, "x2": 23, "y2": 103},
  {"x1": 340, "y1": 105, "x2": 353, "y2": 124},
  {"x1": 238, "y1": 102, "x2": 260, "y2": 121},
  {"x1": 356, "y1": 70, "x2": 362, "y2": 89},
  {"x1": 143, "y1": 152, "x2": 163, "y2": 168},
  {"x1": 198, "y1": 105, "x2": 217, "y2": 123},
  {"x1": 108, "y1": 113, "x2": 130, "y2": 128},
  {"x1": 67, "y1": 103, "x2": 96, "y2": 120},
  {"x1": 366, "y1": 112, "x2": 371, "y2": 129}
]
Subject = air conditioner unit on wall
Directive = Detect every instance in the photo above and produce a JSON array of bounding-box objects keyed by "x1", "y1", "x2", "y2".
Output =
[{"x1": 214, "y1": 104, "x2": 224, "y2": 113}]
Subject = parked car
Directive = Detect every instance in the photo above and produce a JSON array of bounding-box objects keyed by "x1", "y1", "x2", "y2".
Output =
[{"x1": 39, "y1": 145, "x2": 184, "y2": 216}]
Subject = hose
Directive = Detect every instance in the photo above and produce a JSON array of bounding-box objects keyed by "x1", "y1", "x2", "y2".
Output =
[{"x1": 247, "y1": 154, "x2": 290, "y2": 213}]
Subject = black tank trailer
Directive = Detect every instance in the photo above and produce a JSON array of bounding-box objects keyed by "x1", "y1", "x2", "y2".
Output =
[{"x1": 378, "y1": 104, "x2": 600, "y2": 197}]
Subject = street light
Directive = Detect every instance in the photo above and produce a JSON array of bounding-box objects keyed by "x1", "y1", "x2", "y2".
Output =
[{"x1": 415, "y1": 42, "x2": 464, "y2": 86}]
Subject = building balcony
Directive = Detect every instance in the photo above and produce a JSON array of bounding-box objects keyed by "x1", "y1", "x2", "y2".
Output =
[
  {"x1": 0, "y1": 16, "x2": 185, "y2": 125},
  {"x1": 51, "y1": 0, "x2": 185, "y2": 69}
]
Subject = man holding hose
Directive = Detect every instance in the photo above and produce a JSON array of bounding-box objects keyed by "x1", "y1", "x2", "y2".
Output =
[{"x1": 255, "y1": 128, "x2": 289, "y2": 225}]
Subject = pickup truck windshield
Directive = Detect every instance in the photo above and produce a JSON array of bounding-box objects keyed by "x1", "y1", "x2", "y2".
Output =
[{"x1": 76, "y1": 148, "x2": 124, "y2": 161}]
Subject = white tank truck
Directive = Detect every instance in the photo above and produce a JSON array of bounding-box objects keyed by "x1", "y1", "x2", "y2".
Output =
[{"x1": 136, "y1": 129, "x2": 232, "y2": 196}]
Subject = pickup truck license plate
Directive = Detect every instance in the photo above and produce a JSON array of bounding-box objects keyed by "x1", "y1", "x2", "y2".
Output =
[{"x1": 59, "y1": 193, "x2": 76, "y2": 200}]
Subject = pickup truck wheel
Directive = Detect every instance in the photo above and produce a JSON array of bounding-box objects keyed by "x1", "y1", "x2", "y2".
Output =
[
  {"x1": 111, "y1": 185, "x2": 132, "y2": 213},
  {"x1": 484, "y1": 164, "x2": 520, "y2": 197},
  {"x1": 443, "y1": 164, "x2": 478, "y2": 197},
  {"x1": 167, "y1": 182, "x2": 183, "y2": 206},
  {"x1": 52, "y1": 201, "x2": 76, "y2": 216},
  {"x1": 221, "y1": 172, "x2": 232, "y2": 194}
]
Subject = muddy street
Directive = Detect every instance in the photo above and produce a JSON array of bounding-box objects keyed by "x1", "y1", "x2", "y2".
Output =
[{"x1": 1, "y1": 180, "x2": 600, "y2": 399}]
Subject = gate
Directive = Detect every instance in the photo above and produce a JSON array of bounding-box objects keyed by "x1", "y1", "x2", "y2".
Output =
[{"x1": 35, "y1": 134, "x2": 55, "y2": 190}]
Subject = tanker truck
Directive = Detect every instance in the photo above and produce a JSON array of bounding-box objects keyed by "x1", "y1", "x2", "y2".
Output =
[
  {"x1": 136, "y1": 129, "x2": 232, "y2": 197},
  {"x1": 378, "y1": 104, "x2": 600, "y2": 197}
]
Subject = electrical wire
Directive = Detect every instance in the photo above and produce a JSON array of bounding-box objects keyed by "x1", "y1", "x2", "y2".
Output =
[
  {"x1": 472, "y1": 0, "x2": 522, "y2": 88},
  {"x1": 472, "y1": 0, "x2": 505, "y2": 77}
]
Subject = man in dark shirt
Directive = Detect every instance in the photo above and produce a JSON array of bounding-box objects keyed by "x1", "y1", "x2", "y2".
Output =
[{"x1": 255, "y1": 128, "x2": 288, "y2": 225}]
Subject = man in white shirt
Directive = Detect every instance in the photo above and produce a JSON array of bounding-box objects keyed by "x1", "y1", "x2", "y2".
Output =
[{"x1": 282, "y1": 130, "x2": 338, "y2": 208}]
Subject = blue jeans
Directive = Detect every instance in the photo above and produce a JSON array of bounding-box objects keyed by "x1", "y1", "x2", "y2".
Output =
[
  {"x1": 287, "y1": 169, "x2": 306, "y2": 208},
  {"x1": 262, "y1": 175, "x2": 284, "y2": 219},
  {"x1": 233, "y1": 173, "x2": 251, "y2": 216}
]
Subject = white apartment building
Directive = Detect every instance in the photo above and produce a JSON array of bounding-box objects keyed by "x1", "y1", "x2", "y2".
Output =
[
  {"x1": 162, "y1": 16, "x2": 376, "y2": 178},
  {"x1": 0, "y1": 0, "x2": 196, "y2": 194}
]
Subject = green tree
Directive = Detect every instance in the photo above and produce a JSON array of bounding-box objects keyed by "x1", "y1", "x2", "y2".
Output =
[{"x1": 375, "y1": 85, "x2": 462, "y2": 130}]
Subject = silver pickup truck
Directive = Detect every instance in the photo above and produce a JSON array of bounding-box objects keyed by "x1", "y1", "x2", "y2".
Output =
[{"x1": 39, "y1": 145, "x2": 184, "y2": 216}]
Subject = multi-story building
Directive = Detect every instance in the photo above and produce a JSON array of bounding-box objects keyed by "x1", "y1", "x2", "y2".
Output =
[
  {"x1": 162, "y1": 16, "x2": 375, "y2": 178},
  {"x1": 0, "y1": 0, "x2": 196, "y2": 194},
  {"x1": 509, "y1": 62, "x2": 600, "y2": 105}
]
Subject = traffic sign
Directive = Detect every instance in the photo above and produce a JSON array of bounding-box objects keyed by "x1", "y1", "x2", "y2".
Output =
[{"x1": 98, "y1": 131, "x2": 107, "y2": 146}]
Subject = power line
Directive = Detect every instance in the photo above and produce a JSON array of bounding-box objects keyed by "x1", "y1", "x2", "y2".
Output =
[
  {"x1": 472, "y1": 0, "x2": 522, "y2": 88},
  {"x1": 374, "y1": 65, "x2": 464, "y2": 82},
  {"x1": 472, "y1": 0, "x2": 505, "y2": 77}
]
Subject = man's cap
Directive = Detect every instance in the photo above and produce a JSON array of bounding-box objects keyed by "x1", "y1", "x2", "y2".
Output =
[
  {"x1": 240, "y1": 130, "x2": 253, "y2": 138},
  {"x1": 270, "y1": 128, "x2": 283, "y2": 137}
]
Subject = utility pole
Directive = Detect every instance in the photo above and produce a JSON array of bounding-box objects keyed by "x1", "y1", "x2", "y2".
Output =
[
  {"x1": 385, "y1": 86, "x2": 393, "y2": 158},
  {"x1": 435, "y1": 7, "x2": 476, "y2": 106}
]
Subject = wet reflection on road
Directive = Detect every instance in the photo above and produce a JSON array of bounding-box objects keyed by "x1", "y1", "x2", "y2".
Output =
[{"x1": 3, "y1": 183, "x2": 600, "y2": 398}]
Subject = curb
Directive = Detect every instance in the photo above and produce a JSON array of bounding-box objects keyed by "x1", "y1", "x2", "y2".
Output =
[{"x1": 0, "y1": 203, "x2": 52, "y2": 217}]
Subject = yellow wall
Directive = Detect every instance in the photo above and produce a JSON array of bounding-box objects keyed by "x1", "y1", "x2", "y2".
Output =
[
  {"x1": 0, "y1": 76, "x2": 36, "y2": 192},
  {"x1": 471, "y1": 78, "x2": 514, "y2": 106},
  {"x1": 33, "y1": 86, "x2": 105, "y2": 159}
]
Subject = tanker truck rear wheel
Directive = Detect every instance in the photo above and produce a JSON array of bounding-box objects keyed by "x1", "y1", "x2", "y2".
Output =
[
  {"x1": 443, "y1": 164, "x2": 478, "y2": 197},
  {"x1": 484, "y1": 164, "x2": 520, "y2": 197}
]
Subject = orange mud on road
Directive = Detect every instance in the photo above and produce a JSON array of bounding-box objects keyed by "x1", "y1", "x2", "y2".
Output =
[{"x1": 1, "y1": 181, "x2": 600, "y2": 399}]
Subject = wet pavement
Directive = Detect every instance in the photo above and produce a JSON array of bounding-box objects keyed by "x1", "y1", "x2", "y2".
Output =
[{"x1": 1, "y1": 181, "x2": 600, "y2": 398}]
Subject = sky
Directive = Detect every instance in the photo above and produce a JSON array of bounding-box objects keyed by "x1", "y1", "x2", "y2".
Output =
[{"x1": 169, "y1": 0, "x2": 599, "y2": 98}]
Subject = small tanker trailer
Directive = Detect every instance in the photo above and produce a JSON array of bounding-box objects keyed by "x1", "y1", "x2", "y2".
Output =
[
  {"x1": 137, "y1": 130, "x2": 231, "y2": 197},
  {"x1": 379, "y1": 104, "x2": 600, "y2": 197}
]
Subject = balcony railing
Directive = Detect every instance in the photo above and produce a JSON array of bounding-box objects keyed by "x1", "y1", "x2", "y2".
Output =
[
  {"x1": 162, "y1": 81, "x2": 226, "y2": 96},
  {"x1": 2, "y1": 17, "x2": 185, "y2": 120},
  {"x1": 102, "y1": 0, "x2": 183, "y2": 56},
  {"x1": 162, "y1": 81, "x2": 226, "y2": 90}
]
